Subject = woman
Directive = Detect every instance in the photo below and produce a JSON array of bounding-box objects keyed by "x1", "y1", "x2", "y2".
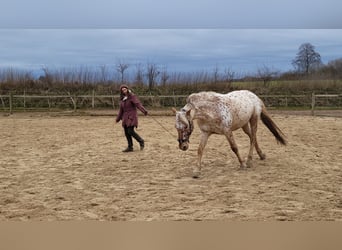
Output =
[{"x1": 116, "y1": 84, "x2": 148, "y2": 152}]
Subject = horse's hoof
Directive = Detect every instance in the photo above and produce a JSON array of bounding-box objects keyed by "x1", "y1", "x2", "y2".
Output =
[
  {"x1": 239, "y1": 165, "x2": 247, "y2": 171},
  {"x1": 259, "y1": 153, "x2": 266, "y2": 160},
  {"x1": 192, "y1": 172, "x2": 200, "y2": 178},
  {"x1": 239, "y1": 162, "x2": 247, "y2": 169}
]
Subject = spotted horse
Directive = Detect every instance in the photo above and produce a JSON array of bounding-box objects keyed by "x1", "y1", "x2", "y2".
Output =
[{"x1": 172, "y1": 90, "x2": 287, "y2": 178}]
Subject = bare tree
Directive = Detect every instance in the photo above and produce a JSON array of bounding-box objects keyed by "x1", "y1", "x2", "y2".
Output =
[
  {"x1": 41, "y1": 67, "x2": 54, "y2": 85},
  {"x1": 223, "y1": 67, "x2": 235, "y2": 82},
  {"x1": 0, "y1": 67, "x2": 28, "y2": 83},
  {"x1": 327, "y1": 58, "x2": 342, "y2": 73},
  {"x1": 160, "y1": 66, "x2": 170, "y2": 86},
  {"x1": 321, "y1": 58, "x2": 342, "y2": 78},
  {"x1": 146, "y1": 63, "x2": 160, "y2": 90},
  {"x1": 99, "y1": 65, "x2": 108, "y2": 83},
  {"x1": 292, "y1": 43, "x2": 322, "y2": 75},
  {"x1": 116, "y1": 60, "x2": 129, "y2": 83},
  {"x1": 134, "y1": 63, "x2": 144, "y2": 86},
  {"x1": 257, "y1": 65, "x2": 279, "y2": 87},
  {"x1": 222, "y1": 67, "x2": 235, "y2": 89},
  {"x1": 212, "y1": 64, "x2": 220, "y2": 84}
]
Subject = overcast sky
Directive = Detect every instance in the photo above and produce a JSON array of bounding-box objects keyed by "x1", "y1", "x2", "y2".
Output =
[
  {"x1": 2, "y1": 0, "x2": 342, "y2": 28},
  {"x1": 1, "y1": 1, "x2": 341, "y2": 76}
]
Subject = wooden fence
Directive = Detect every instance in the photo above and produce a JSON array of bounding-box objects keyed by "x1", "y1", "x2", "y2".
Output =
[{"x1": 0, "y1": 92, "x2": 341, "y2": 115}]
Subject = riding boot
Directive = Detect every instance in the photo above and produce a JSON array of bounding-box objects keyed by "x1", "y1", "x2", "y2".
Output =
[
  {"x1": 134, "y1": 134, "x2": 144, "y2": 150},
  {"x1": 127, "y1": 126, "x2": 145, "y2": 150},
  {"x1": 122, "y1": 147, "x2": 133, "y2": 152},
  {"x1": 123, "y1": 139, "x2": 133, "y2": 152},
  {"x1": 139, "y1": 139, "x2": 144, "y2": 150},
  {"x1": 123, "y1": 126, "x2": 134, "y2": 152}
]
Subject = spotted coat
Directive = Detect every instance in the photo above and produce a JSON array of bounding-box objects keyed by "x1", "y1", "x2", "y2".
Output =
[
  {"x1": 184, "y1": 90, "x2": 263, "y2": 133},
  {"x1": 174, "y1": 90, "x2": 286, "y2": 178}
]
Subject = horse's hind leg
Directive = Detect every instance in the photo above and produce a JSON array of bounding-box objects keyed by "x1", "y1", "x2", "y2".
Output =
[
  {"x1": 225, "y1": 131, "x2": 247, "y2": 169},
  {"x1": 242, "y1": 121, "x2": 265, "y2": 165},
  {"x1": 250, "y1": 117, "x2": 266, "y2": 160},
  {"x1": 242, "y1": 124, "x2": 253, "y2": 167},
  {"x1": 242, "y1": 116, "x2": 264, "y2": 168},
  {"x1": 255, "y1": 138, "x2": 266, "y2": 160}
]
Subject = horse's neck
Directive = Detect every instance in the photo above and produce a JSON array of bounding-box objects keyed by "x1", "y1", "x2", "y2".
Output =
[
  {"x1": 184, "y1": 94, "x2": 219, "y2": 121},
  {"x1": 181, "y1": 103, "x2": 196, "y2": 121},
  {"x1": 183, "y1": 102, "x2": 210, "y2": 122},
  {"x1": 187, "y1": 100, "x2": 219, "y2": 121}
]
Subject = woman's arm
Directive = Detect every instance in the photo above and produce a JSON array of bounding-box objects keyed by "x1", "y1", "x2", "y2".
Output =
[{"x1": 132, "y1": 95, "x2": 148, "y2": 115}]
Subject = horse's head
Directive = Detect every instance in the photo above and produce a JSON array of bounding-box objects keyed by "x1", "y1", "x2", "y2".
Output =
[{"x1": 172, "y1": 107, "x2": 194, "y2": 151}]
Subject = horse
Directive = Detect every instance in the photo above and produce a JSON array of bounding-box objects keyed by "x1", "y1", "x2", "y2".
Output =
[{"x1": 172, "y1": 90, "x2": 287, "y2": 178}]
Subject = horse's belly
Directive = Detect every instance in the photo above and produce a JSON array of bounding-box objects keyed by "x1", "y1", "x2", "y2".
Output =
[
  {"x1": 231, "y1": 121, "x2": 248, "y2": 131},
  {"x1": 230, "y1": 110, "x2": 253, "y2": 130},
  {"x1": 198, "y1": 122, "x2": 223, "y2": 134}
]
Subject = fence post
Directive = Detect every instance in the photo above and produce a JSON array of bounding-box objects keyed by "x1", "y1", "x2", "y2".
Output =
[
  {"x1": 9, "y1": 92, "x2": 13, "y2": 114},
  {"x1": 73, "y1": 96, "x2": 77, "y2": 111},
  {"x1": 285, "y1": 95, "x2": 288, "y2": 107},
  {"x1": 67, "y1": 92, "x2": 77, "y2": 111},
  {"x1": 173, "y1": 90, "x2": 177, "y2": 107},
  {"x1": 111, "y1": 94, "x2": 115, "y2": 109},
  {"x1": 311, "y1": 92, "x2": 315, "y2": 116},
  {"x1": 23, "y1": 90, "x2": 26, "y2": 111},
  {"x1": 0, "y1": 95, "x2": 5, "y2": 110},
  {"x1": 48, "y1": 97, "x2": 51, "y2": 110},
  {"x1": 92, "y1": 89, "x2": 95, "y2": 109}
]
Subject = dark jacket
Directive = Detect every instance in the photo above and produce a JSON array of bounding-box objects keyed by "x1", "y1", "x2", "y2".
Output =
[{"x1": 116, "y1": 90, "x2": 147, "y2": 128}]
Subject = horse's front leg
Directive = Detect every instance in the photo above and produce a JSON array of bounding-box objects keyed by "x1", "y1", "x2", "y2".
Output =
[{"x1": 193, "y1": 132, "x2": 209, "y2": 178}]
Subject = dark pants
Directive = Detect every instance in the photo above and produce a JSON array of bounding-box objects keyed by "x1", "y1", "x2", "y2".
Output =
[{"x1": 124, "y1": 126, "x2": 144, "y2": 149}]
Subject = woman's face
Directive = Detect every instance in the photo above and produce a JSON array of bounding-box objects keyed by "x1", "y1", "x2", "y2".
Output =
[{"x1": 121, "y1": 87, "x2": 128, "y2": 95}]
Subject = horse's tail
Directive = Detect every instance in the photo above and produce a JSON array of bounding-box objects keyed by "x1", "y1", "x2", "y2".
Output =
[{"x1": 260, "y1": 106, "x2": 287, "y2": 145}]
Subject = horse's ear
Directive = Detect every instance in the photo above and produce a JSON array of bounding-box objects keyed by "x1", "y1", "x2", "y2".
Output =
[{"x1": 171, "y1": 107, "x2": 177, "y2": 114}]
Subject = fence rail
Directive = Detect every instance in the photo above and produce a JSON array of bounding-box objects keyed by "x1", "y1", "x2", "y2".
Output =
[{"x1": 0, "y1": 92, "x2": 341, "y2": 115}]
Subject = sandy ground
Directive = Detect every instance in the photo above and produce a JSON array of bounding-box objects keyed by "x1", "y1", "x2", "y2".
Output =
[{"x1": 0, "y1": 110, "x2": 341, "y2": 221}]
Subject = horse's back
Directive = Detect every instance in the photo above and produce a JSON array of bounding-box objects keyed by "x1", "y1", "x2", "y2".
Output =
[
  {"x1": 226, "y1": 90, "x2": 263, "y2": 110},
  {"x1": 189, "y1": 90, "x2": 261, "y2": 103},
  {"x1": 188, "y1": 90, "x2": 263, "y2": 113}
]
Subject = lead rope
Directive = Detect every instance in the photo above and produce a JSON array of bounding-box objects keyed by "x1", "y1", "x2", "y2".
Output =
[{"x1": 149, "y1": 115, "x2": 176, "y2": 139}]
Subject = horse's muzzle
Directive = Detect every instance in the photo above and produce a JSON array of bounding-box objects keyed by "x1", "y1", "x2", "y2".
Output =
[{"x1": 179, "y1": 142, "x2": 189, "y2": 151}]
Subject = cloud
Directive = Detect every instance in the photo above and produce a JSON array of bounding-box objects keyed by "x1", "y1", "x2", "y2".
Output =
[
  {"x1": 1, "y1": 0, "x2": 342, "y2": 28},
  {"x1": 0, "y1": 29, "x2": 341, "y2": 74}
]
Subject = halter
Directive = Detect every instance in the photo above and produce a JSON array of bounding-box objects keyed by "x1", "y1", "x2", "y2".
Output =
[{"x1": 177, "y1": 110, "x2": 193, "y2": 144}]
